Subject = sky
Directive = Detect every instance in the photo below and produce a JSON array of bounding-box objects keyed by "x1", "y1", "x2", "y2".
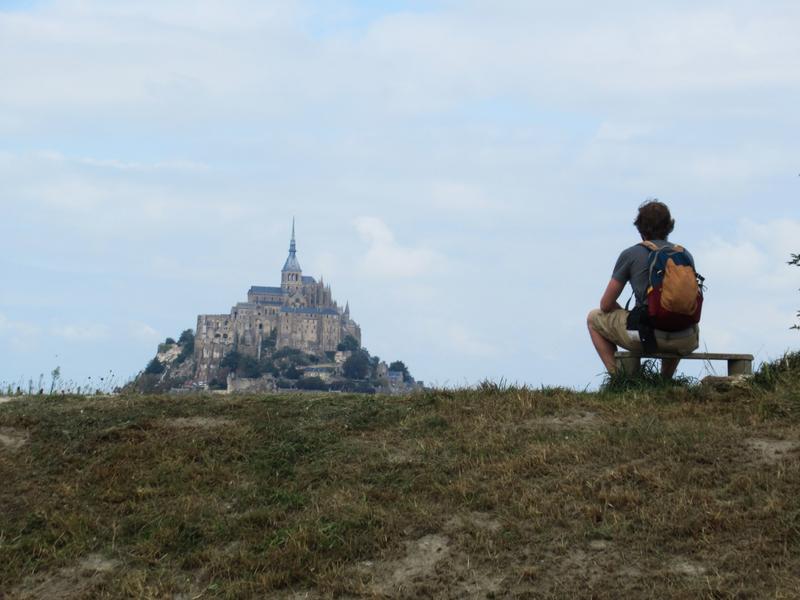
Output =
[{"x1": 1, "y1": 0, "x2": 798, "y2": 390}]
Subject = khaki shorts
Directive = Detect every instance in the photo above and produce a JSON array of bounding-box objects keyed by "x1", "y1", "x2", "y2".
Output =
[{"x1": 589, "y1": 309, "x2": 699, "y2": 355}]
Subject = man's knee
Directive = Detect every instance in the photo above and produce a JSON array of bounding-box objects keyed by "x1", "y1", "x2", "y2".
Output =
[{"x1": 587, "y1": 309, "x2": 602, "y2": 329}]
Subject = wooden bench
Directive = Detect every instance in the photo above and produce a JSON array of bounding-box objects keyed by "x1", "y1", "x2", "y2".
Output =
[{"x1": 614, "y1": 352, "x2": 754, "y2": 376}]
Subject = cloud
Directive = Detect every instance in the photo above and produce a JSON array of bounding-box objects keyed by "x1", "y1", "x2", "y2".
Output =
[
  {"x1": 694, "y1": 218, "x2": 800, "y2": 359},
  {"x1": 699, "y1": 218, "x2": 800, "y2": 294},
  {"x1": 429, "y1": 181, "x2": 496, "y2": 213},
  {"x1": 51, "y1": 323, "x2": 109, "y2": 342},
  {"x1": 0, "y1": 313, "x2": 41, "y2": 352},
  {"x1": 442, "y1": 323, "x2": 498, "y2": 358},
  {"x1": 129, "y1": 322, "x2": 160, "y2": 342},
  {"x1": 354, "y1": 217, "x2": 444, "y2": 279}
]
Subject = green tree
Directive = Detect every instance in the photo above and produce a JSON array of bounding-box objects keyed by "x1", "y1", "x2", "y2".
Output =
[
  {"x1": 369, "y1": 355, "x2": 381, "y2": 378},
  {"x1": 791, "y1": 253, "x2": 800, "y2": 330},
  {"x1": 176, "y1": 329, "x2": 195, "y2": 364},
  {"x1": 343, "y1": 350, "x2": 370, "y2": 379},
  {"x1": 145, "y1": 358, "x2": 165, "y2": 375},
  {"x1": 261, "y1": 328, "x2": 277, "y2": 353},
  {"x1": 164, "y1": 337, "x2": 176, "y2": 345},
  {"x1": 220, "y1": 351, "x2": 242, "y2": 371},
  {"x1": 296, "y1": 376, "x2": 328, "y2": 391},
  {"x1": 389, "y1": 360, "x2": 412, "y2": 382},
  {"x1": 337, "y1": 335, "x2": 360, "y2": 352},
  {"x1": 238, "y1": 355, "x2": 261, "y2": 378}
]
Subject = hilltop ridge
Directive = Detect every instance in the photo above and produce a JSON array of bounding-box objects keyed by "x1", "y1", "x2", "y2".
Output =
[{"x1": 2, "y1": 357, "x2": 799, "y2": 598}]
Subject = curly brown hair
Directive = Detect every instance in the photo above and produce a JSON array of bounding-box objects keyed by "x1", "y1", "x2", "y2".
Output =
[{"x1": 634, "y1": 199, "x2": 674, "y2": 240}]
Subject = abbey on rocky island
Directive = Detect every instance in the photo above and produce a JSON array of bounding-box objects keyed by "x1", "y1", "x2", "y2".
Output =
[{"x1": 194, "y1": 222, "x2": 361, "y2": 382}]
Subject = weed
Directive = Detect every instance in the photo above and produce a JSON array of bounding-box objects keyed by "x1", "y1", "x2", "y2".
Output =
[
  {"x1": 751, "y1": 351, "x2": 800, "y2": 390},
  {"x1": 600, "y1": 359, "x2": 698, "y2": 394}
]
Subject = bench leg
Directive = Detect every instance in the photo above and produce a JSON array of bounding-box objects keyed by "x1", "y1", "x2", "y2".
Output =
[
  {"x1": 728, "y1": 360, "x2": 752, "y2": 376},
  {"x1": 616, "y1": 356, "x2": 641, "y2": 376}
]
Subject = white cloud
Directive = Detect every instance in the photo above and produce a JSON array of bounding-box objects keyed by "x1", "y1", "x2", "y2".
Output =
[
  {"x1": 129, "y1": 322, "x2": 160, "y2": 342},
  {"x1": 699, "y1": 218, "x2": 800, "y2": 294},
  {"x1": 595, "y1": 122, "x2": 654, "y2": 143},
  {"x1": 694, "y1": 218, "x2": 800, "y2": 359},
  {"x1": 0, "y1": 313, "x2": 41, "y2": 352},
  {"x1": 442, "y1": 323, "x2": 498, "y2": 358},
  {"x1": 51, "y1": 323, "x2": 110, "y2": 342},
  {"x1": 354, "y1": 217, "x2": 444, "y2": 279},
  {"x1": 429, "y1": 181, "x2": 496, "y2": 213}
]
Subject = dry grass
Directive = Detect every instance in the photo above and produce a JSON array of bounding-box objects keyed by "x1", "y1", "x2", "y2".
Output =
[{"x1": 1, "y1": 373, "x2": 799, "y2": 599}]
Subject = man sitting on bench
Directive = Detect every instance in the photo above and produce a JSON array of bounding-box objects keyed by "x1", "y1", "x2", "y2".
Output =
[{"x1": 587, "y1": 200, "x2": 700, "y2": 378}]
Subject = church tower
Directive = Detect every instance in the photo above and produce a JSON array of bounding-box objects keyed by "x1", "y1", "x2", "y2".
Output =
[{"x1": 281, "y1": 219, "x2": 303, "y2": 291}]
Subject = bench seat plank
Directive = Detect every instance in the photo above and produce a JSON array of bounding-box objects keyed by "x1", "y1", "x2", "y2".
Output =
[
  {"x1": 614, "y1": 351, "x2": 754, "y2": 376},
  {"x1": 615, "y1": 352, "x2": 754, "y2": 361}
]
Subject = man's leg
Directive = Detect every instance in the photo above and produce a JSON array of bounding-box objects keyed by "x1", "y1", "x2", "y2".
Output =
[
  {"x1": 661, "y1": 358, "x2": 680, "y2": 379},
  {"x1": 587, "y1": 309, "x2": 618, "y2": 374}
]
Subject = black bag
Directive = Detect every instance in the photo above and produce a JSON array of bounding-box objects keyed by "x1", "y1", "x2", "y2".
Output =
[{"x1": 627, "y1": 304, "x2": 658, "y2": 354}]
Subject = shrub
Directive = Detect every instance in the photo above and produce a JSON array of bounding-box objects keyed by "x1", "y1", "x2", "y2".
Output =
[
  {"x1": 220, "y1": 351, "x2": 242, "y2": 371},
  {"x1": 343, "y1": 350, "x2": 370, "y2": 379},
  {"x1": 337, "y1": 335, "x2": 360, "y2": 352},
  {"x1": 751, "y1": 351, "x2": 800, "y2": 389},
  {"x1": 273, "y1": 347, "x2": 302, "y2": 360},
  {"x1": 238, "y1": 356, "x2": 261, "y2": 379},
  {"x1": 165, "y1": 337, "x2": 176, "y2": 345},
  {"x1": 209, "y1": 377, "x2": 227, "y2": 391},
  {"x1": 389, "y1": 360, "x2": 413, "y2": 382},
  {"x1": 261, "y1": 328, "x2": 277, "y2": 352},
  {"x1": 144, "y1": 358, "x2": 165, "y2": 375},
  {"x1": 296, "y1": 376, "x2": 328, "y2": 391},
  {"x1": 176, "y1": 329, "x2": 195, "y2": 364}
]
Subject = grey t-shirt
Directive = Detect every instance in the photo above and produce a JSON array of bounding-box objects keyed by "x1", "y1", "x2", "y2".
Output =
[{"x1": 612, "y1": 240, "x2": 694, "y2": 307}]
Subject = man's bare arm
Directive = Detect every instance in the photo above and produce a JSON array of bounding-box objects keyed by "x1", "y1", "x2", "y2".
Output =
[{"x1": 600, "y1": 278, "x2": 625, "y2": 313}]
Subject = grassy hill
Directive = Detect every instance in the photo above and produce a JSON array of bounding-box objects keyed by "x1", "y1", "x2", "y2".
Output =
[{"x1": 1, "y1": 362, "x2": 799, "y2": 599}]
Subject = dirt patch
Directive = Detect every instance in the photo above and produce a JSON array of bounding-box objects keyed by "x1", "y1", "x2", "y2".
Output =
[
  {"x1": 548, "y1": 542, "x2": 644, "y2": 587},
  {"x1": 745, "y1": 438, "x2": 800, "y2": 464},
  {"x1": 163, "y1": 416, "x2": 235, "y2": 429},
  {"x1": 535, "y1": 411, "x2": 600, "y2": 428},
  {"x1": 361, "y1": 534, "x2": 450, "y2": 596},
  {"x1": 359, "y1": 533, "x2": 503, "y2": 598},
  {"x1": 0, "y1": 427, "x2": 29, "y2": 450},
  {"x1": 669, "y1": 558, "x2": 707, "y2": 577},
  {"x1": 384, "y1": 446, "x2": 416, "y2": 465},
  {"x1": 9, "y1": 554, "x2": 119, "y2": 599},
  {"x1": 0, "y1": 395, "x2": 15, "y2": 404},
  {"x1": 559, "y1": 548, "x2": 607, "y2": 585},
  {"x1": 445, "y1": 511, "x2": 502, "y2": 533}
]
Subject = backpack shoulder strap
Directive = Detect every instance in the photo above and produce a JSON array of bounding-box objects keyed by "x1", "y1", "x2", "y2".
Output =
[{"x1": 639, "y1": 240, "x2": 659, "y2": 252}]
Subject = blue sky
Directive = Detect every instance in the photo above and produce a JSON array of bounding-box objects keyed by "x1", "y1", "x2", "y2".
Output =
[{"x1": 1, "y1": 0, "x2": 798, "y2": 390}]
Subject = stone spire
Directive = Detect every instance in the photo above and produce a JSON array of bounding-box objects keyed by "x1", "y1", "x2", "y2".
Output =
[
  {"x1": 282, "y1": 218, "x2": 302, "y2": 274},
  {"x1": 344, "y1": 301, "x2": 350, "y2": 316},
  {"x1": 281, "y1": 219, "x2": 303, "y2": 291}
]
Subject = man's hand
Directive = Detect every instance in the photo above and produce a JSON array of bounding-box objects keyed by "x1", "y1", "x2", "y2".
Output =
[{"x1": 599, "y1": 278, "x2": 625, "y2": 313}]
